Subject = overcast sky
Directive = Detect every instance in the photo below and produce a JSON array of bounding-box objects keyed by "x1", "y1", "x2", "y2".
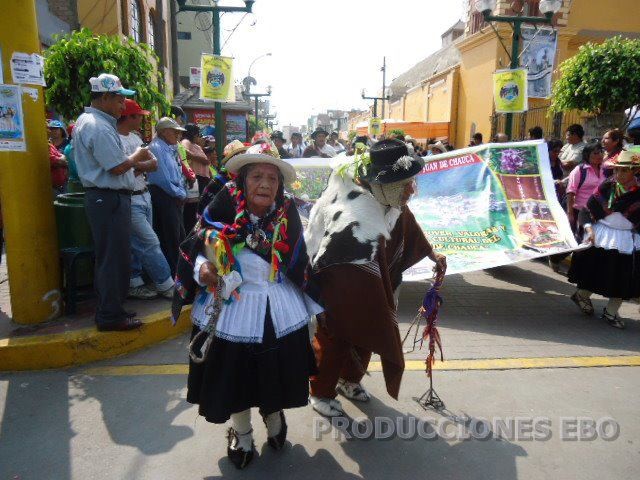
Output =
[{"x1": 215, "y1": 0, "x2": 464, "y2": 127}]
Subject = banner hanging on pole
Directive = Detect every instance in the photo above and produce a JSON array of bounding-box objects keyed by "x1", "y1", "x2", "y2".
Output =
[
  {"x1": 493, "y1": 68, "x2": 528, "y2": 113},
  {"x1": 369, "y1": 117, "x2": 382, "y2": 136},
  {"x1": 200, "y1": 54, "x2": 235, "y2": 102},
  {"x1": 521, "y1": 27, "x2": 558, "y2": 99}
]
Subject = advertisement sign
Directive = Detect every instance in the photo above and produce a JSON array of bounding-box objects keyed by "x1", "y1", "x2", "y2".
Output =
[
  {"x1": 192, "y1": 110, "x2": 215, "y2": 127},
  {"x1": 0, "y1": 84, "x2": 26, "y2": 151},
  {"x1": 493, "y1": 68, "x2": 528, "y2": 113},
  {"x1": 189, "y1": 67, "x2": 201, "y2": 88},
  {"x1": 200, "y1": 54, "x2": 235, "y2": 102},
  {"x1": 225, "y1": 113, "x2": 247, "y2": 143}
]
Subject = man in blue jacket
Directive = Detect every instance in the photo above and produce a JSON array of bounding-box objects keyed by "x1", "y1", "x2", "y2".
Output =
[{"x1": 147, "y1": 117, "x2": 187, "y2": 276}]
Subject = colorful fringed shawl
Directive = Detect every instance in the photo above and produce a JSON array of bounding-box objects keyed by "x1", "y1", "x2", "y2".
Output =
[{"x1": 171, "y1": 182, "x2": 321, "y2": 323}]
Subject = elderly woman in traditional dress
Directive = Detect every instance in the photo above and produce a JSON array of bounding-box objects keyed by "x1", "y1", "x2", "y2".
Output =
[
  {"x1": 568, "y1": 149, "x2": 640, "y2": 329},
  {"x1": 172, "y1": 142, "x2": 323, "y2": 469}
]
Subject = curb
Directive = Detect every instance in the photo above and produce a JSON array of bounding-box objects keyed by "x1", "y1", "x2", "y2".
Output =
[{"x1": 0, "y1": 307, "x2": 192, "y2": 372}]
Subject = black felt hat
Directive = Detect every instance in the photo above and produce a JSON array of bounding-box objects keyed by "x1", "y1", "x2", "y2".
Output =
[
  {"x1": 311, "y1": 127, "x2": 329, "y2": 139},
  {"x1": 362, "y1": 138, "x2": 424, "y2": 184}
]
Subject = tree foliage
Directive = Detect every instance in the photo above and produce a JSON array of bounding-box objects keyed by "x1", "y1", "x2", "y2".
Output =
[
  {"x1": 550, "y1": 36, "x2": 640, "y2": 127},
  {"x1": 44, "y1": 28, "x2": 170, "y2": 120},
  {"x1": 389, "y1": 128, "x2": 406, "y2": 138}
]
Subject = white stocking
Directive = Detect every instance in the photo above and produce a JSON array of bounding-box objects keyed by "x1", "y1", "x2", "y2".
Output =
[
  {"x1": 264, "y1": 411, "x2": 282, "y2": 438},
  {"x1": 230, "y1": 409, "x2": 253, "y2": 451}
]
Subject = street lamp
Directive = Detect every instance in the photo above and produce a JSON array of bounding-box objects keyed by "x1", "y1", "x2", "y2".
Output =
[
  {"x1": 361, "y1": 88, "x2": 389, "y2": 119},
  {"x1": 475, "y1": 0, "x2": 562, "y2": 140},
  {"x1": 247, "y1": 52, "x2": 272, "y2": 93},
  {"x1": 176, "y1": 0, "x2": 256, "y2": 160}
]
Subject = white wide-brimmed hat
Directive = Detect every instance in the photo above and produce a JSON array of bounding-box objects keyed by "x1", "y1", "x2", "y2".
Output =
[{"x1": 225, "y1": 142, "x2": 297, "y2": 185}]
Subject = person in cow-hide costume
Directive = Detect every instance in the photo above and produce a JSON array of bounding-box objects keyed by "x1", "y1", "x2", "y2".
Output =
[{"x1": 305, "y1": 138, "x2": 447, "y2": 416}]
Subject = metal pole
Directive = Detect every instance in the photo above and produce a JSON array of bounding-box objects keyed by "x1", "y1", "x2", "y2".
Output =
[
  {"x1": 505, "y1": 19, "x2": 522, "y2": 141},
  {"x1": 0, "y1": 0, "x2": 62, "y2": 324},
  {"x1": 381, "y1": 56, "x2": 386, "y2": 119},
  {"x1": 373, "y1": 99, "x2": 378, "y2": 118},
  {"x1": 255, "y1": 96, "x2": 259, "y2": 131},
  {"x1": 212, "y1": 8, "x2": 224, "y2": 161}
]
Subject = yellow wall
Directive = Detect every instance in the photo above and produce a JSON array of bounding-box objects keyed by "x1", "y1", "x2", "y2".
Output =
[
  {"x1": 427, "y1": 71, "x2": 456, "y2": 123},
  {"x1": 388, "y1": 100, "x2": 404, "y2": 121},
  {"x1": 566, "y1": 0, "x2": 640, "y2": 33},
  {"x1": 77, "y1": 0, "x2": 120, "y2": 35},
  {"x1": 404, "y1": 86, "x2": 427, "y2": 122},
  {"x1": 455, "y1": 35, "x2": 500, "y2": 147}
]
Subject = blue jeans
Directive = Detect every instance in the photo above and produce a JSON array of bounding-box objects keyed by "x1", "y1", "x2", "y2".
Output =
[{"x1": 130, "y1": 192, "x2": 174, "y2": 291}]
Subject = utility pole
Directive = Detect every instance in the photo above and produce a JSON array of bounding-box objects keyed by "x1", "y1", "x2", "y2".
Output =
[
  {"x1": 362, "y1": 90, "x2": 389, "y2": 119},
  {"x1": 381, "y1": 56, "x2": 387, "y2": 119},
  {"x1": 0, "y1": 0, "x2": 62, "y2": 324},
  {"x1": 245, "y1": 87, "x2": 271, "y2": 133},
  {"x1": 176, "y1": 0, "x2": 255, "y2": 160}
]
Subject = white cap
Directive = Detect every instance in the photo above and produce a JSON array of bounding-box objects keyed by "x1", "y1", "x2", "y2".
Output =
[
  {"x1": 156, "y1": 117, "x2": 186, "y2": 132},
  {"x1": 89, "y1": 73, "x2": 135, "y2": 96}
]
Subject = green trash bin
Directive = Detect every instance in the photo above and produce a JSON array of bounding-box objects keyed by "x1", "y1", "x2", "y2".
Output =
[{"x1": 54, "y1": 192, "x2": 94, "y2": 287}]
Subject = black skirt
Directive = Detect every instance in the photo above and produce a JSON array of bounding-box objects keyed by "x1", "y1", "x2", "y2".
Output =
[
  {"x1": 568, "y1": 246, "x2": 640, "y2": 299},
  {"x1": 187, "y1": 309, "x2": 318, "y2": 424}
]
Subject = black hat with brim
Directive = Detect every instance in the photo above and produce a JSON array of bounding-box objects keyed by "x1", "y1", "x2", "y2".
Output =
[
  {"x1": 361, "y1": 138, "x2": 424, "y2": 184},
  {"x1": 311, "y1": 127, "x2": 329, "y2": 139}
]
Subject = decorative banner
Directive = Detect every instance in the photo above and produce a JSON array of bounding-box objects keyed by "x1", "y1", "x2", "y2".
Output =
[
  {"x1": 521, "y1": 27, "x2": 558, "y2": 99},
  {"x1": 404, "y1": 141, "x2": 581, "y2": 279},
  {"x1": 369, "y1": 117, "x2": 382, "y2": 136},
  {"x1": 225, "y1": 113, "x2": 247, "y2": 143},
  {"x1": 493, "y1": 68, "x2": 528, "y2": 113},
  {"x1": 0, "y1": 84, "x2": 26, "y2": 151},
  {"x1": 200, "y1": 54, "x2": 235, "y2": 102},
  {"x1": 189, "y1": 66, "x2": 201, "y2": 88}
]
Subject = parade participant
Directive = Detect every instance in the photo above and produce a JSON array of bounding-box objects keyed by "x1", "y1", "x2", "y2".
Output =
[
  {"x1": 49, "y1": 142, "x2": 68, "y2": 196},
  {"x1": 197, "y1": 139, "x2": 248, "y2": 215},
  {"x1": 287, "y1": 132, "x2": 305, "y2": 158},
  {"x1": 493, "y1": 132, "x2": 509, "y2": 143},
  {"x1": 327, "y1": 131, "x2": 345, "y2": 154},
  {"x1": 147, "y1": 117, "x2": 188, "y2": 276},
  {"x1": 528, "y1": 126, "x2": 544, "y2": 140},
  {"x1": 346, "y1": 135, "x2": 371, "y2": 156},
  {"x1": 305, "y1": 138, "x2": 446, "y2": 416},
  {"x1": 601, "y1": 128, "x2": 625, "y2": 172},
  {"x1": 270, "y1": 130, "x2": 291, "y2": 158},
  {"x1": 171, "y1": 141, "x2": 323, "y2": 470},
  {"x1": 568, "y1": 150, "x2": 640, "y2": 329},
  {"x1": 74, "y1": 73, "x2": 153, "y2": 331},
  {"x1": 469, "y1": 132, "x2": 483, "y2": 147},
  {"x1": 117, "y1": 99, "x2": 175, "y2": 300},
  {"x1": 559, "y1": 124, "x2": 587, "y2": 173},
  {"x1": 303, "y1": 127, "x2": 336, "y2": 158},
  {"x1": 48, "y1": 119, "x2": 70, "y2": 151},
  {"x1": 565, "y1": 141, "x2": 605, "y2": 234},
  {"x1": 181, "y1": 124, "x2": 210, "y2": 232}
]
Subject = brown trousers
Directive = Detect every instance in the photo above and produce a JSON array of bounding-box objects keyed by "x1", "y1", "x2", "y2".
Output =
[{"x1": 310, "y1": 324, "x2": 372, "y2": 399}]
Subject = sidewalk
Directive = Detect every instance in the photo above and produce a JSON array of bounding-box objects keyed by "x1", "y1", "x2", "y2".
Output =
[{"x1": 0, "y1": 255, "x2": 191, "y2": 371}]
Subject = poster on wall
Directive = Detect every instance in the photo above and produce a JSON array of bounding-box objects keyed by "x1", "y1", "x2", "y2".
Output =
[
  {"x1": 10, "y1": 52, "x2": 46, "y2": 86},
  {"x1": 225, "y1": 113, "x2": 247, "y2": 143},
  {"x1": 0, "y1": 84, "x2": 26, "y2": 151},
  {"x1": 521, "y1": 27, "x2": 558, "y2": 99},
  {"x1": 192, "y1": 110, "x2": 215, "y2": 128},
  {"x1": 493, "y1": 68, "x2": 528, "y2": 113},
  {"x1": 404, "y1": 141, "x2": 580, "y2": 278},
  {"x1": 200, "y1": 54, "x2": 235, "y2": 102},
  {"x1": 189, "y1": 67, "x2": 201, "y2": 88}
]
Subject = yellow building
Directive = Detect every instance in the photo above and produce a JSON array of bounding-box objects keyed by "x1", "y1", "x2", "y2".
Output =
[
  {"x1": 75, "y1": 0, "x2": 175, "y2": 95},
  {"x1": 381, "y1": 0, "x2": 640, "y2": 148}
]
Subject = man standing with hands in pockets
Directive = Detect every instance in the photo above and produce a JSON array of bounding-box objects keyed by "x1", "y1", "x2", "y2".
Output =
[{"x1": 74, "y1": 73, "x2": 156, "y2": 331}]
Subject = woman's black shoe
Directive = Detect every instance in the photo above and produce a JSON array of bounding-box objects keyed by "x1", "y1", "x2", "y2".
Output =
[
  {"x1": 261, "y1": 410, "x2": 287, "y2": 451},
  {"x1": 226, "y1": 427, "x2": 254, "y2": 469}
]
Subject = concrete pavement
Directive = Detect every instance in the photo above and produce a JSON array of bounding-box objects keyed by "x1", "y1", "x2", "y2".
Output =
[{"x1": 1, "y1": 260, "x2": 640, "y2": 479}]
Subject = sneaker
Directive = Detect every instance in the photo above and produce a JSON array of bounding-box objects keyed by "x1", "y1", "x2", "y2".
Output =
[
  {"x1": 336, "y1": 379, "x2": 371, "y2": 402},
  {"x1": 158, "y1": 286, "x2": 175, "y2": 299},
  {"x1": 310, "y1": 396, "x2": 345, "y2": 417},
  {"x1": 601, "y1": 308, "x2": 625, "y2": 329},
  {"x1": 128, "y1": 285, "x2": 157, "y2": 300}
]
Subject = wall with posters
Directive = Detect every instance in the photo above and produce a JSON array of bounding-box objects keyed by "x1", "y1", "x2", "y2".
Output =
[{"x1": 187, "y1": 109, "x2": 247, "y2": 143}]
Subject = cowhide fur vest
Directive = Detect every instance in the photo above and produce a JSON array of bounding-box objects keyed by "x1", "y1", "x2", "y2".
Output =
[{"x1": 305, "y1": 171, "x2": 402, "y2": 271}]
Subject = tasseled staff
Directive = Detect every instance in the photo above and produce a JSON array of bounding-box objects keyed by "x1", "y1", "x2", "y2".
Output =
[{"x1": 402, "y1": 269, "x2": 446, "y2": 410}]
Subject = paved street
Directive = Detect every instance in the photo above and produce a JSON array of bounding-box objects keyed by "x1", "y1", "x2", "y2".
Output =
[{"x1": 2, "y1": 260, "x2": 640, "y2": 479}]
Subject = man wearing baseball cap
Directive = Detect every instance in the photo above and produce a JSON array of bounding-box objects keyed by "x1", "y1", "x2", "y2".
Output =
[
  {"x1": 117, "y1": 100, "x2": 176, "y2": 301},
  {"x1": 147, "y1": 117, "x2": 188, "y2": 276},
  {"x1": 73, "y1": 73, "x2": 154, "y2": 331}
]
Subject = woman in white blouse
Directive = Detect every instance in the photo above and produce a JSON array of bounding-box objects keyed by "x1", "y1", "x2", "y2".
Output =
[{"x1": 171, "y1": 142, "x2": 323, "y2": 470}]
